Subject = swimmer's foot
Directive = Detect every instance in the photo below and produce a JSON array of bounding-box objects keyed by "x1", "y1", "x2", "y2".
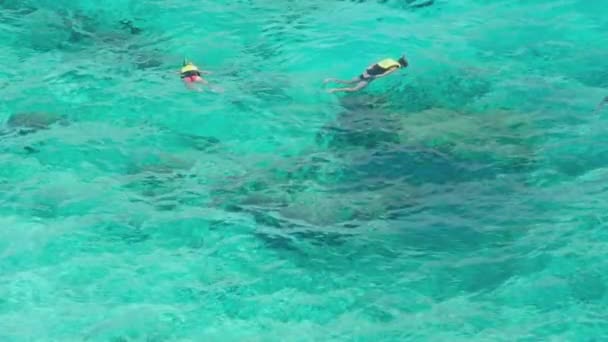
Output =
[{"x1": 208, "y1": 85, "x2": 224, "y2": 93}]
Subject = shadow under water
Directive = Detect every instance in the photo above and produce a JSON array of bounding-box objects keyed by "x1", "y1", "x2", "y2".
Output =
[
  {"x1": 4, "y1": 111, "x2": 69, "y2": 134},
  {"x1": 208, "y1": 89, "x2": 537, "y2": 256},
  {"x1": 0, "y1": 112, "x2": 69, "y2": 153},
  {"x1": 339, "y1": 0, "x2": 435, "y2": 10}
]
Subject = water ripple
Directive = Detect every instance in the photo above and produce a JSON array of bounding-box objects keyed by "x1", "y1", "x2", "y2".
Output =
[{"x1": 0, "y1": 0, "x2": 607, "y2": 340}]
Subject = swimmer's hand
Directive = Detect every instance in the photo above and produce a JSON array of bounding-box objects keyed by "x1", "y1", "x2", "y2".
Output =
[{"x1": 209, "y1": 85, "x2": 224, "y2": 93}]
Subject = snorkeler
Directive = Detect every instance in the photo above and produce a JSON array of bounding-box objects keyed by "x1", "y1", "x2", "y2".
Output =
[
  {"x1": 324, "y1": 55, "x2": 408, "y2": 93},
  {"x1": 179, "y1": 59, "x2": 211, "y2": 91}
]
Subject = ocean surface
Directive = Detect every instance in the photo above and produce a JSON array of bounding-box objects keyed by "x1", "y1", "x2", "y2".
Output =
[{"x1": 1, "y1": 0, "x2": 607, "y2": 340}]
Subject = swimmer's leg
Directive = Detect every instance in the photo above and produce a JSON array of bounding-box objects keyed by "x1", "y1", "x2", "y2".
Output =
[
  {"x1": 183, "y1": 80, "x2": 203, "y2": 92},
  {"x1": 323, "y1": 77, "x2": 360, "y2": 85},
  {"x1": 196, "y1": 77, "x2": 221, "y2": 92},
  {"x1": 328, "y1": 80, "x2": 370, "y2": 94}
]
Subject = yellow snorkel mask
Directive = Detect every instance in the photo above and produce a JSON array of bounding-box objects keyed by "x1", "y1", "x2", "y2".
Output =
[{"x1": 180, "y1": 57, "x2": 199, "y2": 74}]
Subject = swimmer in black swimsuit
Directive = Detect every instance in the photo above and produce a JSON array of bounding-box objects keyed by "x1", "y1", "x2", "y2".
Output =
[{"x1": 324, "y1": 55, "x2": 408, "y2": 93}]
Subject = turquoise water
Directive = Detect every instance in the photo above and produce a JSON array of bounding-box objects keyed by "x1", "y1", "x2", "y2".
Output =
[{"x1": 1, "y1": 0, "x2": 608, "y2": 340}]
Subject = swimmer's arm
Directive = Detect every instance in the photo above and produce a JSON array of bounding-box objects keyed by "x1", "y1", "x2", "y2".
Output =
[{"x1": 329, "y1": 87, "x2": 359, "y2": 93}]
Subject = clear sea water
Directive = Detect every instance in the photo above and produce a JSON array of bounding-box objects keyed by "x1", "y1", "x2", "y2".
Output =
[{"x1": 1, "y1": 0, "x2": 607, "y2": 340}]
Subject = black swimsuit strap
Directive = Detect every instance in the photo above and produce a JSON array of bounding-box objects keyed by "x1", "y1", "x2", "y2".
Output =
[{"x1": 181, "y1": 70, "x2": 200, "y2": 77}]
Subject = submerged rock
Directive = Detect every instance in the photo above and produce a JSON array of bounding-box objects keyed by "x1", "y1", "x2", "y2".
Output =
[
  {"x1": 177, "y1": 134, "x2": 221, "y2": 151},
  {"x1": 405, "y1": 0, "x2": 435, "y2": 9},
  {"x1": 127, "y1": 152, "x2": 196, "y2": 177},
  {"x1": 123, "y1": 152, "x2": 199, "y2": 210},
  {"x1": 119, "y1": 20, "x2": 143, "y2": 35},
  {"x1": 317, "y1": 94, "x2": 399, "y2": 149},
  {"x1": 5, "y1": 111, "x2": 68, "y2": 135},
  {"x1": 0, "y1": 112, "x2": 68, "y2": 153},
  {"x1": 397, "y1": 107, "x2": 536, "y2": 172},
  {"x1": 347, "y1": 0, "x2": 435, "y2": 10}
]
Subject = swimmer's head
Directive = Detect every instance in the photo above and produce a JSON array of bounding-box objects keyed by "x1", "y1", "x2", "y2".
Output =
[{"x1": 398, "y1": 55, "x2": 408, "y2": 67}]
